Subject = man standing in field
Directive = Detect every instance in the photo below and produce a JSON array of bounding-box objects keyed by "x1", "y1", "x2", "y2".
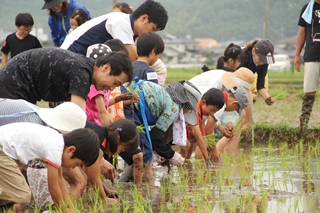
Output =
[{"x1": 294, "y1": 0, "x2": 320, "y2": 133}]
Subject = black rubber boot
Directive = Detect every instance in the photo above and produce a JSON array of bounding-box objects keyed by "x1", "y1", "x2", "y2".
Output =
[{"x1": 299, "y1": 95, "x2": 315, "y2": 134}]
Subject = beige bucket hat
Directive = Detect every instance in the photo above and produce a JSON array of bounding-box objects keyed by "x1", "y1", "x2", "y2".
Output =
[{"x1": 222, "y1": 67, "x2": 255, "y2": 103}]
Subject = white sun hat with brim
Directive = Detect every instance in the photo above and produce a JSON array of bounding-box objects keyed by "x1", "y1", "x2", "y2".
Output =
[
  {"x1": 38, "y1": 102, "x2": 87, "y2": 134},
  {"x1": 222, "y1": 67, "x2": 255, "y2": 103}
]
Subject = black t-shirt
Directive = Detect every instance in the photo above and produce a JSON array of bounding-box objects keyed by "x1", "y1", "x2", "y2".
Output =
[
  {"x1": 85, "y1": 120, "x2": 141, "y2": 165},
  {"x1": 239, "y1": 51, "x2": 268, "y2": 90},
  {"x1": 1, "y1": 32, "x2": 42, "y2": 58},
  {"x1": 298, "y1": 2, "x2": 320, "y2": 62},
  {"x1": 85, "y1": 120, "x2": 108, "y2": 151},
  {"x1": 0, "y1": 48, "x2": 94, "y2": 104}
]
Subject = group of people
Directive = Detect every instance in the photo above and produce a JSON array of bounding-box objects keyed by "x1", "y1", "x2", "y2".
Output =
[{"x1": 0, "y1": 0, "x2": 318, "y2": 212}]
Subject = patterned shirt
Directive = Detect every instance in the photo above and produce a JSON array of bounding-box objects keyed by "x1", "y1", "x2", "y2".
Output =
[
  {"x1": 0, "y1": 48, "x2": 94, "y2": 104},
  {"x1": 127, "y1": 80, "x2": 179, "y2": 132}
]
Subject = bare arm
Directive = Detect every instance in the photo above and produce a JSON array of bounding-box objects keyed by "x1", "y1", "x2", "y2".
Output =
[
  {"x1": 190, "y1": 125, "x2": 209, "y2": 160},
  {"x1": 205, "y1": 116, "x2": 216, "y2": 135},
  {"x1": 83, "y1": 149, "x2": 108, "y2": 199},
  {"x1": 125, "y1": 44, "x2": 138, "y2": 62},
  {"x1": 71, "y1": 94, "x2": 86, "y2": 112},
  {"x1": 47, "y1": 164, "x2": 65, "y2": 208},
  {"x1": 132, "y1": 152, "x2": 143, "y2": 185},
  {"x1": 1, "y1": 53, "x2": 8, "y2": 67},
  {"x1": 258, "y1": 88, "x2": 273, "y2": 101},
  {"x1": 95, "y1": 94, "x2": 113, "y2": 125},
  {"x1": 294, "y1": 26, "x2": 306, "y2": 72},
  {"x1": 242, "y1": 105, "x2": 252, "y2": 128}
]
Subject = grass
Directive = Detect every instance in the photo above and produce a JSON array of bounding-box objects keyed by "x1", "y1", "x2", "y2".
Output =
[{"x1": 166, "y1": 67, "x2": 306, "y2": 85}]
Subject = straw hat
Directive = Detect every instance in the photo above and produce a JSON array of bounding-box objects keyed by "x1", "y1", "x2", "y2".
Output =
[
  {"x1": 38, "y1": 102, "x2": 87, "y2": 134},
  {"x1": 222, "y1": 67, "x2": 255, "y2": 102}
]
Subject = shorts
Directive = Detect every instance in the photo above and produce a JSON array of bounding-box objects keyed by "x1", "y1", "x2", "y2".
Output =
[
  {"x1": 0, "y1": 144, "x2": 31, "y2": 204},
  {"x1": 303, "y1": 62, "x2": 320, "y2": 93}
]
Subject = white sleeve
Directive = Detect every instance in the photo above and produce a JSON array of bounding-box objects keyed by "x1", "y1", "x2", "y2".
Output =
[
  {"x1": 44, "y1": 149, "x2": 62, "y2": 169},
  {"x1": 105, "y1": 13, "x2": 134, "y2": 45},
  {"x1": 214, "y1": 104, "x2": 226, "y2": 120}
]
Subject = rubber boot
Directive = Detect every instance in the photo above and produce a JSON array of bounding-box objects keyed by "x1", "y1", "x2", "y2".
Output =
[{"x1": 299, "y1": 95, "x2": 315, "y2": 134}]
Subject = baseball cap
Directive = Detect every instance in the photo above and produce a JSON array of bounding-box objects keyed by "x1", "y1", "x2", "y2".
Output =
[
  {"x1": 42, "y1": 0, "x2": 66, "y2": 10},
  {"x1": 230, "y1": 86, "x2": 249, "y2": 115},
  {"x1": 86, "y1": 44, "x2": 112, "y2": 59},
  {"x1": 254, "y1": 39, "x2": 275, "y2": 65},
  {"x1": 38, "y1": 102, "x2": 87, "y2": 134}
]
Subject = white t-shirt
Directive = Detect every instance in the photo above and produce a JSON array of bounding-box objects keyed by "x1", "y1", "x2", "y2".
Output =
[
  {"x1": 189, "y1": 69, "x2": 226, "y2": 92},
  {"x1": 189, "y1": 69, "x2": 227, "y2": 120},
  {"x1": 0, "y1": 122, "x2": 64, "y2": 169},
  {"x1": 61, "y1": 12, "x2": 134, "y2": 55}
]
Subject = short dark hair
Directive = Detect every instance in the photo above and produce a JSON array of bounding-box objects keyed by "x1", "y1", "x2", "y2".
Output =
[
  {"x1": 105, "y1": 119, "x2": 139, "y2": 154},
  {"x1": 132, "y1": 0, "x2": 168, "y2": 31},
  {"x1": 63, "y1": 128, "x2": 100, "y2": 167},
  {"x1": 137, "y1": 32, "x2": 164, "y2": 57},
  {"x1": 113, "y1": 2, "x2": 133, "y2": 14},
  {"x1": 104, "y1": 39, "x2": 129, "y2": 55},
  {"x1": 95, "y1": 52, "x2": 133, "y2": 84},
  {"x1": 70, "y1": 8, "x2": 89, "y2": 26},
  {"x1": 202, "y1": 88, "x2": 225, "y2": 109},
  {"x1": 15, "y1": 13, "x2": 34, "y2": 27}
]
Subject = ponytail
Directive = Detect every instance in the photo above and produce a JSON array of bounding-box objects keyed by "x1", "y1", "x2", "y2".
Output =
[
  {"x1": 243, "y1": 40, "x2": 258, "y2": 53},
  {"x1": 105, "y1": 119, "x2": 139, "y2": 154},
  {"x1": 216, "y1": 56, "x2": 225, "y2": 69},
  {"x1": 201, "y1": 64, "x2": 211, "y2": 72}
]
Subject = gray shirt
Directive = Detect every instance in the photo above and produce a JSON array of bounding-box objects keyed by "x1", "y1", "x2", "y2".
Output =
[{"x1": 0, "y1": 99, "x2": 45, "y2": 126}]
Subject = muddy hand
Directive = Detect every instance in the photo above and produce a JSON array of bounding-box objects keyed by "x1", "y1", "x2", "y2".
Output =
[
  {"x1": 103, "y1": 184, "x2": 119, "y2": 199},
  {"x1": 153, "y1": 151, "x2": 166, "y2": 164},
  {"x1": 119, "y1": 93, "x2": 134, "y2": 101},
  {"x1": 100, "y1": 159, "x2": 116, "y2": 181},
  {"x1": 265, "y1": 97, "x2": 274, "y2": 106}
]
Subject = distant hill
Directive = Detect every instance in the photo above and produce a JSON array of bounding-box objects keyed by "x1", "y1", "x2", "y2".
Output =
[{"x1": 0, "y1": 0, "x2": 307, "y2": 43}]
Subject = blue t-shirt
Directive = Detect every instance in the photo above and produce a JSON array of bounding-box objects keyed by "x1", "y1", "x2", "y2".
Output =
[{"x1": 132, "y1": 61, "x2": 158, "y2": 84}]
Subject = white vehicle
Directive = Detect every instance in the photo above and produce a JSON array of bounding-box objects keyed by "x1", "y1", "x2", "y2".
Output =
[{"x1": 268, "y1": 54, "x2": 291, "y2": 72}]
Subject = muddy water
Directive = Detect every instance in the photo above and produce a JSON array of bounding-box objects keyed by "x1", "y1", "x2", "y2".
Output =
[{"x1": 117, "y1": 143, "x2": 320, "y2": 213}]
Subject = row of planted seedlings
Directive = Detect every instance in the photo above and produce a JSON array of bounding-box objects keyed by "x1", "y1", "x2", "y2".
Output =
[
  {"x1": 7, "y1": 139, "x2": 319, "y2": 213},
  {"x1": 213, "y1": 139, "x2": 320, "y2": 213}
]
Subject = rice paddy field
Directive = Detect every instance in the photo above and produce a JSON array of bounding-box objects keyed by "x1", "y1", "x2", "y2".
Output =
[{"x1": 2, "y1": 69, "x2": 320, "y2": 213}]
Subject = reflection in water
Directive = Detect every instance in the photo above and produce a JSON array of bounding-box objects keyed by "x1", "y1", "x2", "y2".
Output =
[{"x1": 116, "y1": 143, "x2": 320, "y2": 213}]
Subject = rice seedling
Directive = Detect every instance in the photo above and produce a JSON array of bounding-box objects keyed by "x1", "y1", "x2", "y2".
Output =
[
  {"x1": 202, "y1": 133, "x2": 216, "y2": 149},
  {"x1": 270, "y1": 88, "x2": 289, "y2": 100}
]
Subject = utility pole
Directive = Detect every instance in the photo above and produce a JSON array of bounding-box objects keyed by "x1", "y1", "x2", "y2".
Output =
[{"x1": 264, "y1": 0, "x2": 269, "y2": 39}]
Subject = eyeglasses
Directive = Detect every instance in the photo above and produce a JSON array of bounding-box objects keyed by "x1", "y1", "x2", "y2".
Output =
[{"x1": 18, "y1": 27, "x2": 32, "y2": 33}]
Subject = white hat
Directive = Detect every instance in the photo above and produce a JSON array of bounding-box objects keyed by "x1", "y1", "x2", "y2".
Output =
[{"x1": 38, "y1": 102, "x2": 87, "y2": 134}]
